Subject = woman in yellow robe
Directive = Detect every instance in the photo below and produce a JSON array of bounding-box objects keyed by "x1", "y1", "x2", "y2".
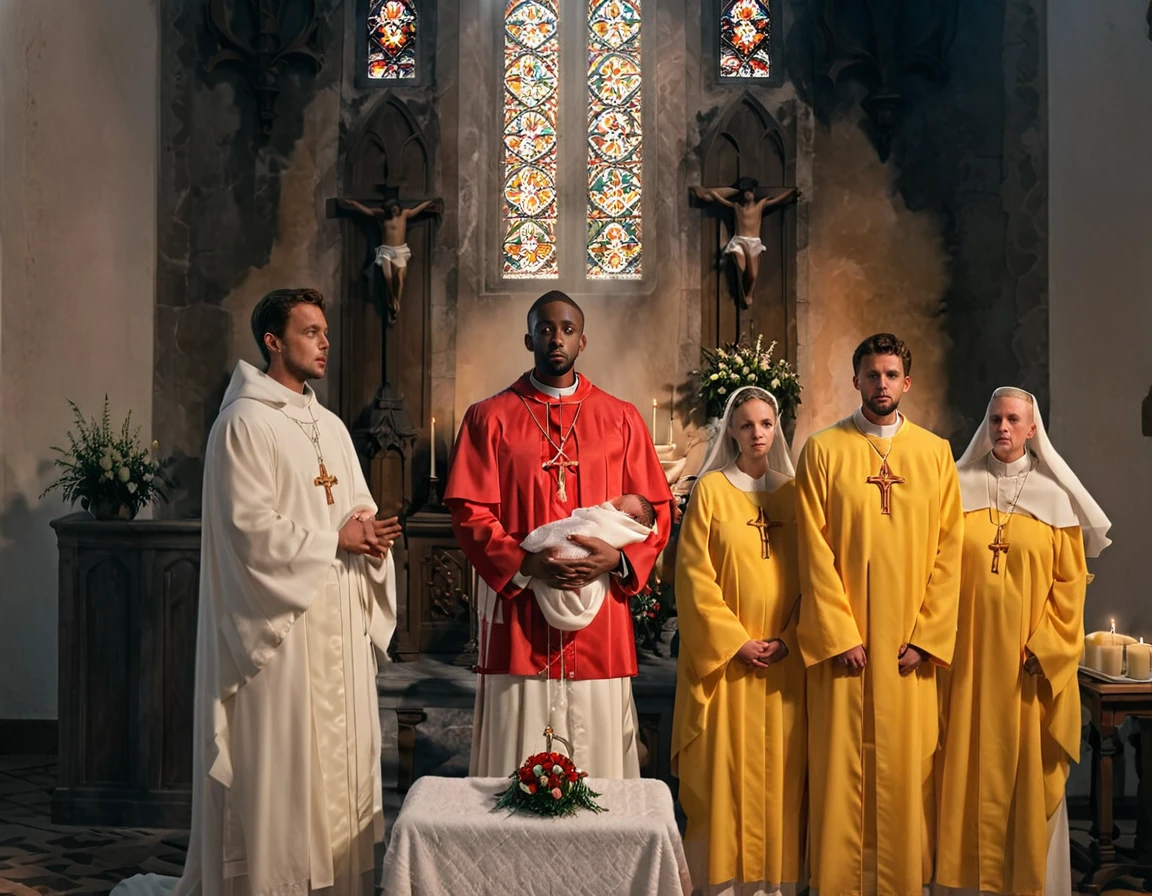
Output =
[
  {"x1": 672, "y1": 386, "x2": 806, "y2": 896},
  {"x1": 936, "y1": 387, "x2": 1111, "y2": 896}
]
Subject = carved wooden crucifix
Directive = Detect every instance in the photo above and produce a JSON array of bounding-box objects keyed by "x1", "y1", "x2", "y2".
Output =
[{"x1": 865, "y1": 459, "x2": 904, "y2": 516}]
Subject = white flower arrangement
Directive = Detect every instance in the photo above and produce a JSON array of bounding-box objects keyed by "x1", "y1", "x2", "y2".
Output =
[
  {"x1": 694, "y1": 335, "x2": 803, "y2": 420},
  {"x1": 42, "y1": 396, "x2": 172, "y2": 520}
]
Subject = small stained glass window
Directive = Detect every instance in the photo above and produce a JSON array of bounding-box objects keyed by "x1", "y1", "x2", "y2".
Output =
[
  {"x1": 586, "y1": 0, "x2": 643, "y2": 279},
  {"x1": 720, "y1": 0, "x2": 771, "y2": 79},
  {"x1": 502, "y1": 0, "x2": 561, "y2": 278},
  {"x1": 368, "y1": 0, "x2": 418, "y2": 80}
]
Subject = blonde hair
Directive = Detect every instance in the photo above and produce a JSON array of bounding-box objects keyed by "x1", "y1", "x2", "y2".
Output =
[{"x1": 992, "y1": 387, "x2": 1034, "y2": 405}]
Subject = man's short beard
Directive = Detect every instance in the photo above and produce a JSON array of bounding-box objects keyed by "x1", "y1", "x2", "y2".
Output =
[
  {"x1": 863, "y1": 394, "x2": 900, "y2": 417},
  {"x1": 535, "y1": 352, "x2": 575, "y2": 378}
]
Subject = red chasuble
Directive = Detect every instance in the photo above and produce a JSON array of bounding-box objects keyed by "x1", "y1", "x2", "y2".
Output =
[{"x1": 445, "y1": 373, "x2": 673, "y2": 680}]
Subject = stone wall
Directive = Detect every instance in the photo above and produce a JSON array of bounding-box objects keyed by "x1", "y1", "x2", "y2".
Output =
[{"x1": 0, "y1": 0, "x2": 158, "y2": 719}]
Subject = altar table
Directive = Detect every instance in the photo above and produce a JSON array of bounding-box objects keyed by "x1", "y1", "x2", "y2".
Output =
[{"x1": 379, "y1": 776, "x2": 692, "y2": 895}]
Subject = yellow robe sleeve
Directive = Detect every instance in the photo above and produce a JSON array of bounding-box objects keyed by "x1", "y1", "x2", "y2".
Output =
[
  {"x1": 675, "y1": 480, "x2": 751, "y2": 682},
  {"x1": 795, "y1": 437, "x2": 863, "y2": 667},
  {"x1": 908, "y1": 440, "x2": 964, "y2": 667},
  {"x1": 1028, "y1": 525, "x2": 1087, "y2": 764}
]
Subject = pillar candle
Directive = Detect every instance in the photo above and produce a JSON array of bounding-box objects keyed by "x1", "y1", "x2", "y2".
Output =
[
  {"x1": 1098, "y1": 644, "x2": 1124, "y2": 677},
  {"x1": 1128, "y1": 641, "x2": 1152, "y2": 681},
  {"x1": 430, "y1": 416, "x2": 437, "y2": 479},
  {"x1": 651, "y1": 399, "x2": 658, "y2": 441}
]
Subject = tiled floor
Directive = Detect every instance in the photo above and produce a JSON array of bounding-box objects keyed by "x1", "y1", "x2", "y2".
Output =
[
  {"x1": 0, "y1": 756, "x2": 186, "y2": 895},
  {"x1": 1, "y1": 751, "x2": 1149, "y2": 895}
]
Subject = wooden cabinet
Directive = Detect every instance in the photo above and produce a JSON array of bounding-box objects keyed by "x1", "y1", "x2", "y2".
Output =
[{"x1": 51, "y1": 513, "x2": 201, "y2": 828}]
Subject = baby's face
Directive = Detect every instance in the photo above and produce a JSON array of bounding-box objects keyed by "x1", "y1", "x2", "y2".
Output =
[{"x1": 612, "y1": 494, "x2": 647, "y2": 524}]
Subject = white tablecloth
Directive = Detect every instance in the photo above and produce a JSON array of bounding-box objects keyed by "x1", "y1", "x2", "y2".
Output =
[{"x1": 380, "y1": 776, "x2": 692, "y2": 896}]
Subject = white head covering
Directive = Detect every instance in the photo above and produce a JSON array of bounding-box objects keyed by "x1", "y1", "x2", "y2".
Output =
[
  {"x1": 957, "y1": 386, "x2": 1112, "y2": 558},
  {"x1": 693, "y1": 386, "x2": 795, "y2": 493}
]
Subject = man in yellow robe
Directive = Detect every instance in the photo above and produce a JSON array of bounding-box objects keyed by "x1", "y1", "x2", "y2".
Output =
[
  {"x1": 796, "y1": 334, "x2": 963, "y2": 896},
  {"x1": 936, "y1": 387, "x2": 1110, "y2": 896},
  {"x1": 673, "y1": 387, "x2": 806, "y2": 895}
]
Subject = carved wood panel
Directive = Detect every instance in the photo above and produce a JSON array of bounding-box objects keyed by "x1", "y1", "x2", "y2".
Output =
[
  {"x1": 700, "y1": 94, "x2": 795, "y2": 353},
  {"x1": 82, "y1": 556, "x2": 133, "y2": 786},
  {"x1": 160, "y1": 557, "x2": 199, "y2": 790}
]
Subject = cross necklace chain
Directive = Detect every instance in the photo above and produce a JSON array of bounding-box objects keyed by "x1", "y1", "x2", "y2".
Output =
[
  {"x1": 985, "y1": 454, "x2": 1032, "y2": 574},
  {"x1": 282, "y1": 405, "x2": 339, "y2": 505},
  {"x1": 517, "y1": 394, "x2": 582, "y2": 502},
  {"x1": 862, "y1": 435, "x2": 904, "y2": 516}
]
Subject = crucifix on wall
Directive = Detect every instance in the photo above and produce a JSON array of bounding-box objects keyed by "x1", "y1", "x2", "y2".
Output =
[{"x1": 327, "y1": 186, "x2": 441, "y2": 325}]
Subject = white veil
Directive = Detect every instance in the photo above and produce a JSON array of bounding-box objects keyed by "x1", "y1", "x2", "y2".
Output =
[
  {"x1": 692, "y1": 385, "x2": 795, "y2": 491},
  {"x1": 956, "y1": 386, "x2": 1112, "y2": 558}
]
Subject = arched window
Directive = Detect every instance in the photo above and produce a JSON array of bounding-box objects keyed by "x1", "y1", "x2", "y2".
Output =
[{"x1": 500, "y1": 0, "x2": 647, "y2": 283}]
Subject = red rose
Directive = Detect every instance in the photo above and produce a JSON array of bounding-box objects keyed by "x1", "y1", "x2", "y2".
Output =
[
  {"x1": 652, "y1": 602, "x2": 660, "y2": 611},
  {"x1": 528, "y1": 783, "x2": 537, "y2": 794},
  {"x1": 547, "y1": 774, "x2": 560, "y2": 789},
  {"x1": 566, "y1": 772, "x2": 577, "y2": 783}
]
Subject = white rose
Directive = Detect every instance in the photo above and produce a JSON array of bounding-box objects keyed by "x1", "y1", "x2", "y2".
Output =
[
  {"x1": 709, "y1": 373, "x2": 719, "y2": 381},
  {"x1": 718, "y1": 387, "x2": 727, "y2": 395},
  {"x1": 144, "y1": 473, "x2": 154, "y2": 482},
  {"x1": 771, "y1": 378, "x2": 780, "y2": 389},
  {"x1": 118, "y1": 466, "x2": 130, "y2": 482},
  {"x1": 104, "y1": 470, "x2": 114, "y2": 480},
  {"x1": 127, "y1": 482, "x2": 138, "y2": 494},
  {"x1": 111, "y1": 450, "x2": 122, "y2": 463},
  {"x1": 99, "y1": 456, "x2": 113, "y2": 471},
  {"x1": 742, "y1": 367, "x2": 750, "y2": 375}
]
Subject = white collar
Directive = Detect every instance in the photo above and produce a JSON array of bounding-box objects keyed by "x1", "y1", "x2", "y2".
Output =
[
  {"x1": 988, "y1": 451, "x2": 1032, "y2": 478},
  {"x1": 530, "y1": 372, "x2": 579, "y2": 398},
  {"x1": 853, "y1": 406, "x2": 903, "y2": 438},
  {"x1": 721, "y1": 462, "x2": 790, "y2": 495}
]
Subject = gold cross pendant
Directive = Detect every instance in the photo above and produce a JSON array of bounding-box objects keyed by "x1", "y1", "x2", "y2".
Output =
[
  {"x1": 988, "y1": 524, "x2": 1009, "y2": 574},
  {"x1": 747, "y1": 507, "x2": 783, "y2": 559},
  {"x1": 314, "y1": 461, "x2": 338, "y2": 505},
  {"x1": 866, "y1": 459, "x2": 905, "y2": 516}
]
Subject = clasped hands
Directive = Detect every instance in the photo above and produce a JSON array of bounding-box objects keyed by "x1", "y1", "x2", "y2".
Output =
[
  {"x1": 519, "y1": 536, "x2": 621, "y2": 590},
  {"x1": 338, "y1": 512, "x2": 402, "y2": 558},
  {"x1": 737, "y1": 638, "x2": 789, "y2": 669},
  {"x1": 832, "y1": 643, "x2": 930, "y2": 676}
]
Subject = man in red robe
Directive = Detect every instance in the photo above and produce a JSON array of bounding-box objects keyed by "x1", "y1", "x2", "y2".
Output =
[{"x1": 445, "y1": 291, "x2": 673, "y2": 777}]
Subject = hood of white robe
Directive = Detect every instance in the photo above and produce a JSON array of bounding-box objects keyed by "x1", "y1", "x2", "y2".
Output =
[{"x1": 221, "y1": 360, "x2": 316, "y2": 411}]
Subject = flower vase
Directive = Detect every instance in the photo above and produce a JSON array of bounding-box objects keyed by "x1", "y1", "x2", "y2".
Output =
[{"x1": 89, "y1": 498, "x2": 137, "y2": 521}]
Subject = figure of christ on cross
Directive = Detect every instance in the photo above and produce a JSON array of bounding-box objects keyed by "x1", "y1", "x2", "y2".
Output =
[
  {"x1": 691, "y1": 177, "x2": 799, "y2": 307},
  {"x1": 747, "y1": 506, "x2": 783, "y2": 559},
  {"x1": 336, "y1": 196, "x2": 441, "y2": 321},
  {"x1": 866, "y1": 458, "x2": 905, "y2": 515},
  {"x1": 314, "y1": 461, "x2": 338, "y2": 505}
]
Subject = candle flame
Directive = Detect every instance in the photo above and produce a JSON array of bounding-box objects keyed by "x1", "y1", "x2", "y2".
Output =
[
  {"x1": 652, "y1": 398, "x2": 658, "y2": 407},
  {"x1": 1111, "y1": 618, "x2": 1116, "y2": 633},
  {"x1": 431, "y1": 416, "x2": 436, "y2": 425}
]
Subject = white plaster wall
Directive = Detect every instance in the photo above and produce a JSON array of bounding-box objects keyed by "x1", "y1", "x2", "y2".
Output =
[
  {"x1": 1048, "y1": 0, "x2": 1152, "y2": 637},
  {"x1": 0, "y1": 0, "x2": 158, "y2": 719}
]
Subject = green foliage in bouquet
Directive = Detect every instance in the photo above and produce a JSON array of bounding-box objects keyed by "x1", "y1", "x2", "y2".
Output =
[
  {"x1": 631, "y1": 575, "x2": 675, "y2": 656},
  {"x1": 695, "y1": 335, "x2": 802, "y2": 420},
  {"x1": 41, "y1": 397, "x2": 172, "y2": 519}
]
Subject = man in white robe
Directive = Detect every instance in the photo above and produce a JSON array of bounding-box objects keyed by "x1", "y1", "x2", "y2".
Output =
[{"x1": 114, "y1": 288, "x2": 400, "y2": 896}]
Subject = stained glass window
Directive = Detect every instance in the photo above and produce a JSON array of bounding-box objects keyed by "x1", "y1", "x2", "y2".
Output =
[
  {"x1": 368, "y1": 0, "x2": 418, "y2": 80},
  {"x1": 720, "y1": 0, "x2": 771, "y2": 79},
  {"x1": 502, "y1": 0, "x2": 560, "y2": 278},
  {"x1": 586, "y1": 0, "x2": 642, "y2": 279}
]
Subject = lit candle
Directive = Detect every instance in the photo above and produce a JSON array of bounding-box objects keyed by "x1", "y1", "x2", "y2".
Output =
[
  {"x1": 430, "y1": 416, "x2": 437, "y2": 479},
  {"x1": 651, "y1": 399, "x2": 658, "y2": 442},
  {"x1": 668, "y1": 389, "x2": 675, "y2": 445},
  {"x1": 1128, "y1": 638, "x2": 1152, "y2": 681}
]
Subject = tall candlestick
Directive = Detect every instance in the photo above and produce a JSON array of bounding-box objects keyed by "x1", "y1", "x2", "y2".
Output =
[
  {"x1": 430, "y1": 416, "x2": 437, "y2": 479},
  {"x1": 668, "y1": 389, "x2": 675, "y2": 445},
  {"x1": 651, "y1": 399, "x2": 658, "y2": 442}
]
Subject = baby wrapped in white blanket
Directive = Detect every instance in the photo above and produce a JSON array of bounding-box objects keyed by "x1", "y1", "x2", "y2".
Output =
[{"x1": 519, "y1": 494, "x2": 656, "y2": 632}]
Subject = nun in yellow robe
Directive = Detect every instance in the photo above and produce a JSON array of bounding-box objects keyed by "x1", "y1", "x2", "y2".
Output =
[
  {"x1": 936, "y1": 387, "x2": 1111, "y2": 896},
  {"x1": 672, "y1": 386, "x2": 806, "y2": 896}
]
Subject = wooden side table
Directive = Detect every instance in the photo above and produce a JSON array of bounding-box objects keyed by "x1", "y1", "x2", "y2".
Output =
[{"x1": 1078, "y1": 671, "x2": 1152, "y2": 892}]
